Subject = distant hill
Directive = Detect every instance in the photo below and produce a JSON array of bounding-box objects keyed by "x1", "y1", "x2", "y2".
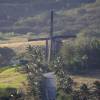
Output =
[
  {"x1": 0, "y1": 0, "x2": 96, "y2": 4},
  {"x1": 0, "y1": 0, "x2": 99, "y2": 36}
]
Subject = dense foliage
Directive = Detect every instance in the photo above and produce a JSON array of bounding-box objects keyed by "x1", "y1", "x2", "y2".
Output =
[
  {"x1": 50, "y1": 56, "x2": 73, "y2": 100},
  {"x1": 20, "y1": 45, "x2": 49, "y2": 100},
  {"x1": 50, "y1": 55, "x2": 100, "y2": 100},
  {"x1": 61, "y1": 33, "x2": 100, "y2": 74},
  {"x1": 0, "y1": 47, "x2": 16, "y2": 67},
  {"x1": 0, "y1": 0, "x2": 99, "y2": 35}
]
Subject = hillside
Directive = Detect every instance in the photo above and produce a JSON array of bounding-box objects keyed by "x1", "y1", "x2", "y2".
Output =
[
  {"x1": 15, "y1": 0, "x2": 100, "y2": 36},
  {"x1": 0, "y1": 0, "x2": 98, "y2": 36},
  {"x1": 0, "y1": 66, "x2": 28, "y2": 97}
]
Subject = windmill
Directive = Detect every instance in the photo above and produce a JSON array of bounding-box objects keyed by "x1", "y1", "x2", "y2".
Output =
[
  {"x1": 47, "y1": 10, "x2": 54, "y2": 63},
  {"x1": 47, "y1": 10, "x2": 76, "y2": 63},
  {"x1": 28, "y1": 10, "x2": 76, "y2": 63}
]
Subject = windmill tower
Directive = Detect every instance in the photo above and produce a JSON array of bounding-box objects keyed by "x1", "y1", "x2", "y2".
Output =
[{"x1": 48, "y1": 10, "x2": 54, "y2": 63}]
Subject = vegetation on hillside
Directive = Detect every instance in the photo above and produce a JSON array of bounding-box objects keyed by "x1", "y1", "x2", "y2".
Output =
[
  {"x1": 0, "y1": 66, "x2": 27, "y2": 98},
  {"x1": 60, "y1": 33, "x2": 100, "y2": 74},
  {"x1": 0, "y1": 47, "x2": 16, "y2": 67},
  {"x1": 19, "y1": 46, "x2": 49, "y2": 100},
  {"x1": 14, "y1": 0, "x2": 100, "y2": 36},
  {"x1": 0, "y1": 36, "x2": 100, "y2": 99},
  {"x1": 0, "y1": 0, "x2": 98, "y2": 35},
  {"x1": 17, "y1": 37, "x2": 100, "y2": 100},
  {"x1": 48, "y1": 54, "x2": 99, "y2": 100}
]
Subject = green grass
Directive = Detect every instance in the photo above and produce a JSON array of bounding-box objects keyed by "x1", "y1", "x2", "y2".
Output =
[{"x1": 0, "y1": 66, "x2": 27, "y2": 96}]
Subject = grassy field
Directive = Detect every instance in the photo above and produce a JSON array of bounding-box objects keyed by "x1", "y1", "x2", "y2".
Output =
[
  {"x1": 0, "y1": 41, "x2": 46, "y2": 48},
  {"x1": 0, "y1": 38, "x2": 46, "y2": 54},
  {"x1": 0, "y1": 36, "x2": 46, "y2": 50},
  {"x1": 0, "y1": 66, "x2": 28, "y2": 96}
]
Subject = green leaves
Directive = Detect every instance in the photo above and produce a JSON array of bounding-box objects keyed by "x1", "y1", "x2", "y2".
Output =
[
  {"x1": 51, "y1": 56, "x2": 74, "y2": 98},
  {"x1": 61, "y1": 33, "x2": 100, "y2": 73},
  {"x1": 20, "y1": 46, "x2": 47, "y2": 99}
]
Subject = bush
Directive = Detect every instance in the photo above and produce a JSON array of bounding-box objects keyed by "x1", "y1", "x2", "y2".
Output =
[{"x1": 60, "y1": 33, "x2": 100, "y2": 74}]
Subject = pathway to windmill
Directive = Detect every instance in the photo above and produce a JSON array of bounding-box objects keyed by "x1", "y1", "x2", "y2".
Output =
[{"x1": 41, "y1": 72, "x2": 56, "y2": 100}]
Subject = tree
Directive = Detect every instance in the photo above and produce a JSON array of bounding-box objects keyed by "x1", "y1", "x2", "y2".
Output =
[
  {"x1": 80, "y1": 84, "x2": 89, "y2": 100},
  {"x1": 0, "y1": 47, "x2": 16, "y2": 67},
  {"x1": 93, "y1": 81, "x2": 100, "y2": 99},
  {"x1": 51, "y1": 56, "x2": 74, "y2": 100},
  {"x1": 21, "y1": 45, "x2": 48, "y2": 100},
  {"x1": 60, "y1": 33, "x2": 100, "y2": 74}
]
